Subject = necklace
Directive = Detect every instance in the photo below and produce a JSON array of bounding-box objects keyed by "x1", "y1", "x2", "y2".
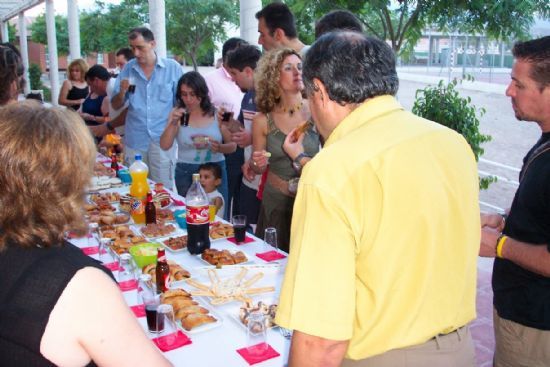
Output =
[{"x1": 281, "y1": 101, "x2": 303, "y2": 116}]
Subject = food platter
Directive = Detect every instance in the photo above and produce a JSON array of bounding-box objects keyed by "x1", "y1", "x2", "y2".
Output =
[{"x1": 209, "y1": 222, "x2": 234, "y2": 241}]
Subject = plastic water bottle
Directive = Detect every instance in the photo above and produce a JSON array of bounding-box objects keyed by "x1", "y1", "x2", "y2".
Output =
[
  {"x1": 129, "y1": 155, "x2": 149, "y2": 224},
  {"x1": 186, "y1": 173, "x2": 210, "y2": 254}
]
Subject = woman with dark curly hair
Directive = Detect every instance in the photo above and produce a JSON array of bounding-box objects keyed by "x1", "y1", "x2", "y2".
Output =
[
  {"x1": 0, "y1": 101, "x2": 170, "y2": 366},
  {"x1": 0, "y1": 43, "x2": 24, "y2": 106},
  {"x1": 250, "y1": 48, "x2": 320, "y2": 252},
  {"x1": 160, "y1": 71, "x2": 236, "y2": 207}
]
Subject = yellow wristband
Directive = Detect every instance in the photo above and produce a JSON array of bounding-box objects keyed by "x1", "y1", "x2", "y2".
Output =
[{"x1": 496, "y1": 235, "x2": 508, "y2": 258}]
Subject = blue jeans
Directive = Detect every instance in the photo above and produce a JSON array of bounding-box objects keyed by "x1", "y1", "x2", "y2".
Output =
[{"x1": 175, "y1": 161, "x2": 229, "y2": 220}]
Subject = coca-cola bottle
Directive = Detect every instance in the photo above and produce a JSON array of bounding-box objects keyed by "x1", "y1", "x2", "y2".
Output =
[
  {"x1": 186, "y1": 173, "x2": 210, "y2": 254},
  {"x1": 145, "y1": 192, "x2": 156, "y2": 225},
  {"x1": 155, "y1": 248, "x2": 170, "y2": 294},
  {"x1": 110, "y1": 153, "x2": 119, "y2": 176}
]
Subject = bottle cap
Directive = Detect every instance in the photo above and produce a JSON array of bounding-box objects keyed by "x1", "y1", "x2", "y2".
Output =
[
  {"x1": 192, "y1": 173, "x2": 200, "y2": 181},
  {"x1": 135, "y1": 154, "x2": 142, "y2": 161}
]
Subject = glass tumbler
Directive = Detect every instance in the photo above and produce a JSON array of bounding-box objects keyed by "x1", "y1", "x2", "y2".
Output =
[{"x1": 246, "y1": 311, "x2": 268, "y2": 355}]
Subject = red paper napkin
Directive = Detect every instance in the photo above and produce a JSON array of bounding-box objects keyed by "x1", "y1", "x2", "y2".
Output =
[
  {"x1": 66, "y1": 232, "x2": 92, "y2": 239},
  {"x1": 236, "y1": 343, "x2": 280, "y2": 365},
  {"x1": 81, "y1": 246, "x2": 107, "y2": 256},
  {"x1": 102, "y1": 261, "x2": 121, "y2": 272},
  {"x1": 170, "y1": 196, "x2": 185, "y2": 206},
  {"x1": 152, "y1": 331, "x2": 192, "y2": 352},
  {"x1": 256, "y1": 250, "x2": 286, "y2": 262},
  {"x1": 118, "y1": 279, "x2": 138, "y2": 292},
  {"x1": 227, "y1": 235, "x2": 255, "y2": 245},
  {"x1": 130, "y1": 304, "x2": 146, "y2": 318}
]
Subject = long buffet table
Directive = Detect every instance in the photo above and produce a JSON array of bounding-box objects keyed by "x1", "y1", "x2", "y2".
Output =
[{"x1": 70, "y1": 155, "x2": 291, "y2": 366}]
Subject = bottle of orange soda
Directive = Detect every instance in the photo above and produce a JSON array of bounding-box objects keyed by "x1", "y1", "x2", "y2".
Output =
[{"x1": 129, "y1": 155, "x2": 149, "y2": 224}]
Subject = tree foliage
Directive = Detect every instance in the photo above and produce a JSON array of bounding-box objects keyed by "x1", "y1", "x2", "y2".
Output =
[
  {"x1": 412, "y1": 78, "x2": 495, "y2": 189},
  {"x1": 30, "y1": 14, "x2": 70, "y2": 55},
  {"x1": 166, "y1": 0, "x2": 239, "y2": 70},
  {"x1": 288, "y1": 0, "x2": 550, "y2": 55}
]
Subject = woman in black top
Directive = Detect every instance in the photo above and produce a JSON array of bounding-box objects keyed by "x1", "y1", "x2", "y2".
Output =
[
  {"x1": 58, "y1": 58, "x2": 89, "y2": 110},
  {"x1": 0, "y1": 102, "x2": 170, "y2": 366}
]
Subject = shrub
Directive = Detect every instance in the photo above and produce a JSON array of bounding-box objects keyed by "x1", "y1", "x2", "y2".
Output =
[{"x1": 412, "y1": 78, "x2": 495, "y2": 189}]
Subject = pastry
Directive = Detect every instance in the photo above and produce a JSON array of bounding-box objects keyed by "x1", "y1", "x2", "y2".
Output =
[{"x1": 180, "y1": 313, "x2": 216, "y2": 331}]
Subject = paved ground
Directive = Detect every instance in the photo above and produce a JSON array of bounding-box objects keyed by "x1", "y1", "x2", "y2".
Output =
[{"x1": 396, "y1": 75, "x2": 542, "y2": 366}]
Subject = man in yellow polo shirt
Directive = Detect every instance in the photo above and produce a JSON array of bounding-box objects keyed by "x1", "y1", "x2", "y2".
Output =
[{"x1": 277, "y1": 32, "x2": 480, "y2": 366}]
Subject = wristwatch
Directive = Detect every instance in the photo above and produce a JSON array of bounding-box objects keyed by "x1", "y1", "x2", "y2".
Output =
[
  {"x1": 292, "y1": 152, "x2": 310, "y2": 172},
  {"x1": 105, "y1": 121, "x2": 115, "y2": 131}
]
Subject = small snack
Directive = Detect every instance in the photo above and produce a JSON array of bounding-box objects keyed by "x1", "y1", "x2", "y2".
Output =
[
  {"x1": 153, "y1": 191, "x2": 172, "y2": 209},
  {"x1": 115, "y1": 213, "x2": 131, "y2": 224},
  {"x1": 161, "y1": 289, "x2": 192, "y2": 300},
  {"x1": 263, "y1": 151, "x2": 272, "y2": 158},
  {"x1": 140, "y1": 223, "x2": 177, "y2": 238},
  {"x1": 201, "y1": 249, "x2": 248, "y2": 266},
  {"x1": 119, "y1": 195, "x2": 132, "y2": 212},
  {"x1": 143, "y1": 260, "x2": 191, "y2": 282},
  {"x1": 291, "y1": 120, "x2": 310, "y2": 141},
  {"x1": 209, "y1": 222, "x2": 234, "y2": 240},
  {"x1": 239, "y1": 301, "x2": 278, "y2": 328},
  {"x1": 163, "y1": 235, "x2": 188, "y2": 251},
  {"x1": 90, "y1": 192, "x2": 121, "y2": 204},
  {"x1": 156, "y1": 208, "x2": 175, "y2": 223},
  {"x1": 180, "y1": 313, "x2": 216, "y2": 331}
]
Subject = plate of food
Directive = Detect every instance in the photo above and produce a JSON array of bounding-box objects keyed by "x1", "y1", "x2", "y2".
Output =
[
  {"x1": 209, "y1": 222, "x2": 234, "y2": 240},
  {"x1": 185, "y1": 268, "x2": 275, "y2": 305},
  {"x1": 100, "y1": 225, "x2": 147, "y2": 255},
  {"x1": 161, "y1": 288, "x2": 222, "y2": 333},
  {"x1": 142, "y1": 260, "x2": 191, "y2": 282},
  {"x1": 89, "y1": 192, "x2": 121, "y2": 204},
  {"x1": 139, "y1": 223, "x2": 179, "y2": 240},
  {"x1": 160, "y1": 235, "x2": 188, "y2": 253},
  {"x1": 231, "y1": 300, "x2": 278, "y2": 330},
  {"x1": 198, "y1": 248, "x2": 249, "y2": 267},
  {"x1": 156, "y1": 208, "x2": 175, "y2": 223}
]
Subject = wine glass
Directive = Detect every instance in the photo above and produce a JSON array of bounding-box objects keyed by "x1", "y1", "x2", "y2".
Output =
[{"x1": 264, "y1": 227, "x2": 278, "y2": 252}]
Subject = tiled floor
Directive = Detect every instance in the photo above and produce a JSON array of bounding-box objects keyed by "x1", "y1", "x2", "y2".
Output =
[{"x1": 471, "y1": 257, "x2": 496, "y2": 366}]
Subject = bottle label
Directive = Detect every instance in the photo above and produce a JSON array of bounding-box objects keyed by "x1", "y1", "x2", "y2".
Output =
[
  {"x1": 164, "y1": 273, "x2": 171, "y2": 291},
  {"x1": 130, "y1": 197, "x2": 145, "y2": 215},
  {"x1": 186, "y1": 205, "x2": 209, "y2": 224}
]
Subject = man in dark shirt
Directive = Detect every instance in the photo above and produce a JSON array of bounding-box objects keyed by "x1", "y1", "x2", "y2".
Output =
[
  {"x1": 224, "y1": 44, "x2": 262, "y2": 230},
  {"x1": 480, "y1": 36, "x2": 550, "y2": 366}
]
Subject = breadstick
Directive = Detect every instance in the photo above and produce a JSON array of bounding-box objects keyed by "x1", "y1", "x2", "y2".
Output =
[
  {"x1": 186, "y1": 278, "x2": 210, "y2": 292},
  {"x1": 244, "y1": 286, "x2": 275, "y2": 295},
  {"x1": 243, "y1": 272, "x2": 264, "y2": 288}
]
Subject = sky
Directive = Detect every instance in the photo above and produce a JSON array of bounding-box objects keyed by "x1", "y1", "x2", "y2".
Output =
[{"x1": 27, "y1": 0, "x2": 122, "y2": 17}]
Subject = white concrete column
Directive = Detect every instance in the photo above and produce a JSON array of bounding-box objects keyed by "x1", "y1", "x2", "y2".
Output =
[
  {"x1": 67, "y1": 0, "x2": 81, "y2": 60},
  {"x1": 240, "y1": 0, "x2": 262, "y2": 45},
  {"x1": 18, "y1": 12, "x2": 31, "y2": 95},
  {"x1": 149, "y1": 0, "x2": 166, "y2": 58},
  {"x1": 46, "y1": 0, "x2": 60, "y2": 105},
  {"x1": 1, "y1": 21, "x2": 8, "y2": 42}
]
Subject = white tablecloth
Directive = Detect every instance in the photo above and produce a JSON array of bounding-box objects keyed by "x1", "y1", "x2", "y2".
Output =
[{"x1": 75, "y1": 159, "x2": 290, "y2": 366}]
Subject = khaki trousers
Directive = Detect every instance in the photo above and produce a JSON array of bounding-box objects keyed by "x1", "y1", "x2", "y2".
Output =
[
  {"x1": 493, "y1": 309, "x2": 550, "y2": 367},
  {"x1": 341, "y1": 325, "x2": 475, "y2": 367}
]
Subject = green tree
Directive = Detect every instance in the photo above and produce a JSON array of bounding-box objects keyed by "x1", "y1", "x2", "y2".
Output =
[
  {"x1": 288, "y1": 0, "x2": 550, "y2": 55},
  {"x1": 30, "y1": 14, "x2": 69, "y2": 55},
  {"x1": 412, "y1": 78, "x2": 495, "y2": 189},
  {"x1": 80, "y1": 0, "x2": 148, "y2": 54},
  {"x1": 166, "y1": 0, "x2": 239, "y2": 70}
]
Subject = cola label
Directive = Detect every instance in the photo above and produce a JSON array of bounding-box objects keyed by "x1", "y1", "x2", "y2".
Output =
[
  {"x1": 130, "y1": 197, "x2": 145, "y2": 215},
  {"x1": 186, "y1": 205, "x2": 209, "y2": 224},
  {"x1": 162, "y1": 272, "x2": 170, "y2": 291}
]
